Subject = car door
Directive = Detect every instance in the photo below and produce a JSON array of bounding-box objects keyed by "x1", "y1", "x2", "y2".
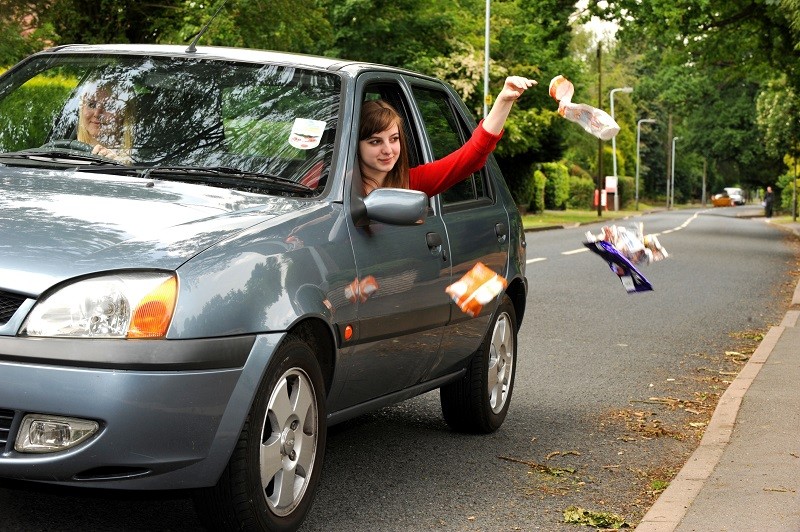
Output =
[
  {"x1": 334, "y1": 76, "x2": 451, "y2": 410},
  {"x1": 409, "y1": 82, "x2": 511, "y2": 380}
]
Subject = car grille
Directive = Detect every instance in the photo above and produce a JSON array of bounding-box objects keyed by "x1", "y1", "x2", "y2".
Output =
[
  {"x1": 0, "y1": 290, "x2": 27, "y2": 325},
  {"x1": 0, "y1": 409, "x2": 14, "y2": 450}
]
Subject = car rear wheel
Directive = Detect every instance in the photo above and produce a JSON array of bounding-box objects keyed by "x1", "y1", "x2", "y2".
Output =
[
  {"x1": 194, "y1": 334, "x2": 326, "y2": 531},
  {"x1": 440, "y1": 294, "x2": 517, "y2": 433}
]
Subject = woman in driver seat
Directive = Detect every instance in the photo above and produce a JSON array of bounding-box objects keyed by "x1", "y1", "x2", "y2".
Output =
[{"x1": 77, "y1": 80, "x2": 134, "y2": 164}]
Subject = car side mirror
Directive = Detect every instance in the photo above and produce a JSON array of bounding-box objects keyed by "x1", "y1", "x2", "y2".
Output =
[{"x1": 361, "y1": 188, "x2": 428, "y2": 226}]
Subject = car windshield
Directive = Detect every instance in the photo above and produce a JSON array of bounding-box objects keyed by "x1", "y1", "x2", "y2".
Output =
[{"x1": 0, "y1": 53, "x2": 340, "y2": 193}]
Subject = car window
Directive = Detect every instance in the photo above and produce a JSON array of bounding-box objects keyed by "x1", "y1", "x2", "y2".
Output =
[
  {"x1": 0, "y1": 55, "x2": 340, "y2": 193},
  {"x1": 412, "y1": 86, "x2": 487, "y2": 206}
]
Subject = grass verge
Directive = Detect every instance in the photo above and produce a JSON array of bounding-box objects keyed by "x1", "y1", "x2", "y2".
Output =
[{"x1": 522, "y1": 202, "x2": 657, "y2": 231}]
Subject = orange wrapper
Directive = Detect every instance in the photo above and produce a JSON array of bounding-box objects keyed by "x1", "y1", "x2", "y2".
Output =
[{"x1": 446, "y1": 262, "x2": 508, "y2": 317}]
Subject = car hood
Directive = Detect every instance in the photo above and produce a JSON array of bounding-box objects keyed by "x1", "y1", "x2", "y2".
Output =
[{"x1": 1, "y1": 167, "x2": 303, "y2": 296}]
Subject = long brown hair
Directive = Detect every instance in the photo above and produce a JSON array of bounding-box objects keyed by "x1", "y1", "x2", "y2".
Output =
[{"x1": 358, "y1": 100, "x2": 410, "y2": 191}]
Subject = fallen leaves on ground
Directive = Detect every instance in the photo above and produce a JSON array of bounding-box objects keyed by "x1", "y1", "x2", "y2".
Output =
[
  {"x1": 499, "y1": 455, "x2": 577, "y2": 476},
  {"x1": 563, "y1": 505, "x2": 630, "y2": 528}
]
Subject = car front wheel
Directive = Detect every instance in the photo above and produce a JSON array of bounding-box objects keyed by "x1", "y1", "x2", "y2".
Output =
[
  {"x1": 194, "y1": 334, "x2": 327, "y2": 531},
  {"x1": 440, "y1": 294, "x2": 518, "y2": 433}
]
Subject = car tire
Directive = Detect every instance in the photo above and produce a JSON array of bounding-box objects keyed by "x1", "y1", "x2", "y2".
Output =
[
  {"x1": 440, "y1": 294, "x2": 517, "y2": 433},
  {"x1": 194, "y1": 334, "x2": 327, "y2": 531}
]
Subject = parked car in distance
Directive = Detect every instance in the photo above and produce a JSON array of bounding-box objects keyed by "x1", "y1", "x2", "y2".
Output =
[
  {"x1": 0, "y1": 44, "x2": 527, "y2": 531},
  {"x1": 712, "y1": 191, "x2": 734, "y2": 207},
  {"x1": 724, "y1": 187, "x2": 745, "y2": 205}
]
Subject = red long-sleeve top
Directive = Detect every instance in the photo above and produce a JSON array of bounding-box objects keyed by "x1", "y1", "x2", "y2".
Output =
[{"x1": 409, "y1": 120, "x2": 503, "y2": 197}]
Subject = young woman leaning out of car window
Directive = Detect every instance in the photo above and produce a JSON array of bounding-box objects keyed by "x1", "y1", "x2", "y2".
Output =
[{"x1": 357, "y1": 76, "x2": 536, "y2": 197}]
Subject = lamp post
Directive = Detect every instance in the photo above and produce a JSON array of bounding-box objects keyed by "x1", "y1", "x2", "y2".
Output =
[
  {"x1": 610, "y1": 86, "x2": 633, "y2": 211},
  {"x1": 670, "y1": 136, "x2": 680, "y2": 210},
  {"x1": 483, "y1": 0, "x2": 490, "y2": 117},
  {"x1": 635, "y1": 118, "x2": 656, "y2": 211}
]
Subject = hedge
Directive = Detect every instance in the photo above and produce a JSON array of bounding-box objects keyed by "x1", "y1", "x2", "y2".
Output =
[
  {"x1": 540, "y1": 161, "x2": 570, "y2": 210},
  {"x1": 0, "y1": 73, "x2": 77, "y2": 151}
]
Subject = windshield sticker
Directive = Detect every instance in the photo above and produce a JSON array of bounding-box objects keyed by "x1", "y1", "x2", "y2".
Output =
[{"x1": 288, "y1": 118, "x2": 326, "y2": 150}]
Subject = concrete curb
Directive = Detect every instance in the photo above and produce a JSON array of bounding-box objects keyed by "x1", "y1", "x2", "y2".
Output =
[{"x1": 635, "y1": 310, "x2": 799, "y2": 531}]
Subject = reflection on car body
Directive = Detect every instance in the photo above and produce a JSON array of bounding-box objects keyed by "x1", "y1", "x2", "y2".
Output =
[{"x1": 0, "y1": 44, "x2": 527, "y2": 530}]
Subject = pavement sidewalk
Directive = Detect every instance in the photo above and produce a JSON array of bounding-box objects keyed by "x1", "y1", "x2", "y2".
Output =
[{"x1": 636, "y1": 220, "x2": 800, "y2": 531}]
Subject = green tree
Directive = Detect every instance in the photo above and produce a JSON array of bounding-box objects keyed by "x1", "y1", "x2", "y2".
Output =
[
  {"x1": 42, "y1": 0, "x2": 185, "y2": 44},
  {"x1": 0, "y1": 1, "x2": 57, "y2": 66},
  {"x1": 581, "y1": 0, "x2": 796, "y2": 196},
  {"x1": 164, "y1": 0, "x2": 333, "y2": 53},
  {"x1": 327, "y1": 0, "x2": 460, "y2": 69}
]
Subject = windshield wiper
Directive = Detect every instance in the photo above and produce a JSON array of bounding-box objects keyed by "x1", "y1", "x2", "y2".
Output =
[
  {"x1": 77, "y1": 164, "x2": 315, "y2": 196},
  {"x1": 0, "y1": 149, "x2": 126, "y2": 166}
]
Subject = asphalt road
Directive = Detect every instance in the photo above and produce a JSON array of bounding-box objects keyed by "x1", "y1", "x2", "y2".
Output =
[{"x1": 1, "y1": 206, "x2": 796, "y2": 531}]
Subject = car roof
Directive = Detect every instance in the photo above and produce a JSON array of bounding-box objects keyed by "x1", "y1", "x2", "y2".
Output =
[{"x1": 42, "y1": 43, "x2": 432, "y2": 79}]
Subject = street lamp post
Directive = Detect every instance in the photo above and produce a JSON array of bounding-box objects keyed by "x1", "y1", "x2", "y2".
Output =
[
  {"x1": 483, "y1": 0, "x2": 490, "y2": 118},
  {"x1": 610, "y1": 86, "x2": 633, "y2": 211},
  {"x1": 635, "y1": 118, "x2": 656, "y2": 211},
  {"x1": 670, "y1": 136, "x2": 680, "y2": 209}
]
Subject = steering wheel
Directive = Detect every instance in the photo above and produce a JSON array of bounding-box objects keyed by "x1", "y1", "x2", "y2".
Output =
[{"x1": 42, "y1": 139, "x2": 94, "y2": 152}]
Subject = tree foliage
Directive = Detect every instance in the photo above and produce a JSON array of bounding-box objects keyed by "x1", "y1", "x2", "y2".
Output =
[{"x1": 582, "y1": 0, "x2": 800, "y2": 197}]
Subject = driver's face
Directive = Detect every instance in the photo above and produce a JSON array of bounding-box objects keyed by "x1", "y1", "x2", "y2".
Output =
[{"x1": 81, "y1": 87, "x2": 123, "y2": 142}]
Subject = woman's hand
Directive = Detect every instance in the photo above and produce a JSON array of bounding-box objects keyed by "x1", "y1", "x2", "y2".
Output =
[
  {"x1": 92, "y1": 144, "x2": 132, "y2": 165},
  {"x1": 496, "y1": 76, "x2": 537, "y2": 103},
  {"x1": 482, "y1": 75, "x2": 538, "y2": 135}
]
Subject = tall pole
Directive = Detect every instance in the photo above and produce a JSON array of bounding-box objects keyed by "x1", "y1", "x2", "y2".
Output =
[
  {"x1": 635, "y1": 118, "x2": 656, "y2": 211},
  {"x1": 483, "y1": 0, "x2": 490, "y2": 118},
  {"x1": 670, "y1": 136, "x2": 680, "y2": 209},
  {"x1": 702, "y1": 158, "x2": 707, "y2": 206},
  {"x1": 610, "y1": 88, "x2": 634, "y2": 181},
  {"x1": 665, "y1": 115, "x2": 673, "y2": 209},
  {"x1": 794, "y1": 156, "x2": 797, "y2": 221},
  {"x1": 597, "y1": 44, "x2": 603, "y2": 217},
  {"x1": 609, "y1": 86, "x2": 632, "y2": 211}
]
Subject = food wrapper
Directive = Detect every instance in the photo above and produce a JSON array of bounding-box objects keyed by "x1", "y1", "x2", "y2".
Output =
[
  {"x1": 446, "y1": 262, "x2": 508, "y2": 317},
  {"x1": 584, "y1": 240, "x2": 653, "y2": 293},
  {"x1": 549, "y1": 75, "x2": 620, "y2": 141},
  {"x1": 584, "y1": 224, "x2": 668, "y2": 293}
]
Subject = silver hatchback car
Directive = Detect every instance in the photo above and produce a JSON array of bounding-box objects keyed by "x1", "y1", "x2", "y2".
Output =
[{"x1": 0, "y1": 44, "x2": 527, "y2": 530}]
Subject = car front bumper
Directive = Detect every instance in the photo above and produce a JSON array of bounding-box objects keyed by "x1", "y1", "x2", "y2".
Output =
[{"x1": 0, "y1": 333, "x2": 284, "y2": 489}]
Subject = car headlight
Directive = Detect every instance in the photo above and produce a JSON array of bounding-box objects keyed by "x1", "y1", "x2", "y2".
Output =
[{"x1": 24, "y1": 272, "x2": 177, "y2": 338}]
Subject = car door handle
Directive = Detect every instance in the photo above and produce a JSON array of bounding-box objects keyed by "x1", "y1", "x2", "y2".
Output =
[
  {"x1": 495, "y1": 222, "x2": 508, "y2": 243},
  {"x1": 426, "y1": 231, "x2": 447, "y2": 261}
]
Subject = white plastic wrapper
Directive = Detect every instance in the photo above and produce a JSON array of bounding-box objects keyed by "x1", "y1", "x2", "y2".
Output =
[{"x1": 549, "y1": 75, "x2": 620, "y2": 141}]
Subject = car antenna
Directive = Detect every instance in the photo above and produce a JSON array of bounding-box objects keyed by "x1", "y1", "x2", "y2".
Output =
[{"x1": 185, "y1": 0, "x2": 228, "y2": 54}]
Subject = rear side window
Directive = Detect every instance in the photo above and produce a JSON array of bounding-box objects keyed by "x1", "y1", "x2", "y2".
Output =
[{"x1": 412, "y1": 87, "x2": 487, "y2": 205}]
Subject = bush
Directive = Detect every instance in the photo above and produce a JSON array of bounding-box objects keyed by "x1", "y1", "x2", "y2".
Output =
[
  {"x1": 541, "y1": 161, "x2": 570, "y2": 210},
  {"x1": 778, "y1": 176, "x2": 796, "y2": 213},
  {"x1": 0, "y1": 73, "x2": 77, "y2": 151},
  {"x1": 529, "y1": 169, "x2": 546, "y2": 213},
  {"x1": 617, "y1": 175, "x2": 634, "y2": 208},
  {"x1": 498, "y1": 156, "x2": 535, "y2": 208},
  {"x1": 567, "y1": 175, "x2": 595, "y2": 209}
]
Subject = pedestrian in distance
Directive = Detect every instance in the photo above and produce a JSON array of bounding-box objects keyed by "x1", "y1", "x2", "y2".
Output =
[{"x1": 764, "y1": 185, "x2": 774, "y2": 218}]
